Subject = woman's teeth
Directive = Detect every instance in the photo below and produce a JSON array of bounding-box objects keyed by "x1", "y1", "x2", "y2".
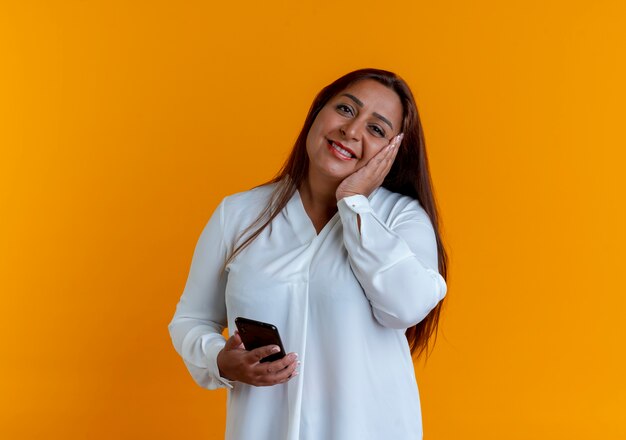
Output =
[{"x1": 331, "y1": 141, "x2": 354, "y2": 159}]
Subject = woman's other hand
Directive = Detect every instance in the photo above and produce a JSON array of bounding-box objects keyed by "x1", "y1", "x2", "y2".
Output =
[
  {"x1": 335, "y1": 133, "x2": 403, "y2": 201},
  {"x1": 216, "y1": 331, "x2": 299, "y2": 386}
]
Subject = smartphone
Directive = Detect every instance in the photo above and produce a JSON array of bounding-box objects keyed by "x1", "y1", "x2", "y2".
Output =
[{"x1": 234, "y1": 317, "x2": 286, "y2": 363}]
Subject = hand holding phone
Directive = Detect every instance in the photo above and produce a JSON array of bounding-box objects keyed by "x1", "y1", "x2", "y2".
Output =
[
  {"x1": 235, "y1": 317, "x2": 286, "y2": 363},
  {"x1": 216, "y1": 318, "x2": 299, "y2": 387}
]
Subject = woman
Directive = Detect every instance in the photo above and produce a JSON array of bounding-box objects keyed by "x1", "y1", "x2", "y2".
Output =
[{"x1": 168, "y1": 68, "x2": 448, "y2": 439}]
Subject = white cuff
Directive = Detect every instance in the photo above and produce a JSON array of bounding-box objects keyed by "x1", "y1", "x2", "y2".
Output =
[
  {"x1": 337, "y1": 194, "x2": 372, "y2": 214},
  {"x1": 204, "y1": 338, "x2": 234, "y2": 389}
]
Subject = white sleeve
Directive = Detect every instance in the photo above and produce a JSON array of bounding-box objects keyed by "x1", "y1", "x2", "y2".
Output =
[
  {"x1": 167, "y1": 199, "x2": 234, "y2": 390},
  {"x1": 337, "y1": 194, "x2": 447, "y2": 329}
]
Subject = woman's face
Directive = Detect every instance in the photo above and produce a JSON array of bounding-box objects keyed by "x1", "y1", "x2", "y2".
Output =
[{"x1": 305, "y1": 79, "x2": 403, "y2": 183}]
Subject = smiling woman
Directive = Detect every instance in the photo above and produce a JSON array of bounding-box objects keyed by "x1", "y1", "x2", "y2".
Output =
[
  {"x1": 168, "y1": 68, "x2": 449, "y2": 440},
  {"x1": 305, "y1": 79, "x2": 403, "y2": 182}
]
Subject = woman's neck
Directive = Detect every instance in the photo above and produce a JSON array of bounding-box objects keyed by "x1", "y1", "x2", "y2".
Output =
[
  {"x1": 299, "y1": 173, "x2": 339, "y2": 210},
  {"x1": 298, "y1": 173, "x2": 340, "y2": 232}
]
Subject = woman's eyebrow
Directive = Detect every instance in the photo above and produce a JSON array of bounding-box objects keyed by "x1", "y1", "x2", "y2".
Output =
[{"x1": 341, "y1": 93, "x2": 394, "y2": 130}]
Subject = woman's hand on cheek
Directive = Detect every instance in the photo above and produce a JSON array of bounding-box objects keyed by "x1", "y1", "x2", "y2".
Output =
[{"x1": 335, "y1": 133, "x2": 403, "y2": 201}]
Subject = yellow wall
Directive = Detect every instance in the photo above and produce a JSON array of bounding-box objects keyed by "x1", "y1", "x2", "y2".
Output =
[{"x1": 1, "y1": 1, "x2": 624, "y2": 438}]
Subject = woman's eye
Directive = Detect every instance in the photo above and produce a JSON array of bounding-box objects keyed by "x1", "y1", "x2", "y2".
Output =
[
  {"x1": 370, "y1": 125, "x2": 386, "y2": 137},
  {"x1": 336, "y1": 104, "x2": 353, "y2": 115}
]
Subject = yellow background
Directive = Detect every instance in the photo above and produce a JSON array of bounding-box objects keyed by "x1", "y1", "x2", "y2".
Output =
[{"x1": 1, "y1": 0, "x2": 625, "y2": 438}]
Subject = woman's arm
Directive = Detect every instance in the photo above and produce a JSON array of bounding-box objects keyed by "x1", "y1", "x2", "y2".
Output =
[
  {"x1": 167, "y1": 200, "x2": 234, "y2": 390},
  {"x1": 168, "y1": 196, "x2": 300, "y2": 389},
  {"x1": 337, "y1": 193, "x2": 447, "y2": 329}
]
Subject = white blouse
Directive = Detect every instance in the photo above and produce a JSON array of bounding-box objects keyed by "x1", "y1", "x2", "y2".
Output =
[{"x1": 168, "y1": 182, "x2": 447, "y2": 440}]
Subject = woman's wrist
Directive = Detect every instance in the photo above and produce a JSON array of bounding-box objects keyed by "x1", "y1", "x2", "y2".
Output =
[
  {"x1": 336, "y1": 191, "x2": 362, "y2": 202},
  {"x1": 216, "y1": 348, "x2": 231, "y2": 380}
]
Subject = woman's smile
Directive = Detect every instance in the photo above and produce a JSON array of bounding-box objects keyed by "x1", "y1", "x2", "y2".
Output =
[{"x1": 326, "y1": 138, "x2": 357, "y2": 160}]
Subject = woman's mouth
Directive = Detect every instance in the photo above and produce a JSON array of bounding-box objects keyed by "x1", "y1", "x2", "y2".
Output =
[{"x1": 327, "y1": 139, "x2": 356, "y2": 160}]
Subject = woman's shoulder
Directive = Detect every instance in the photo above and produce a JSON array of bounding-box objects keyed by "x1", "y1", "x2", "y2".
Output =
[
  {"x1": 219, "y1": 182, "x2": 278, "y2": 219},
  {"x1": 222, "y1": 182, "x2": 276, "y2": 205}
]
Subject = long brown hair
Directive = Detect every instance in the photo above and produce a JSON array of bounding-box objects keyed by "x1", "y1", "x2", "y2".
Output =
[{"x1": 225, "y1": 68, "x2": 448, "y2": 360}]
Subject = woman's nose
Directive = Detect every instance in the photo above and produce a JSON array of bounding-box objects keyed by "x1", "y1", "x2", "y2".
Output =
[{"x1": 340, "y1": 119, "x2": 363, "y2": 141}]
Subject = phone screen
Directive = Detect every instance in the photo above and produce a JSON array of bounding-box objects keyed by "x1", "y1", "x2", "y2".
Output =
[{"x1": 235, "y1": 317, "x2": 286, "y2": 363}]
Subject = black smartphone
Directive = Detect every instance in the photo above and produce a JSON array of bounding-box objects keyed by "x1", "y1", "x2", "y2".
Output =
[{"x1": 234, "y1": 317, "x2": 286, "y2": 363}]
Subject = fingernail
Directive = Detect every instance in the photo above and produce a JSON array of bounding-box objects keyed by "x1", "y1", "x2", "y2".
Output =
[{"x1": 271, "y1": 346, "x2": 280, "y2": 353}]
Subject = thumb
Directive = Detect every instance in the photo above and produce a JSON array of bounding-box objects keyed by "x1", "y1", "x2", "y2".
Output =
[{"x1": 224, "y1": 331, "x2": 243, "y2": 351}]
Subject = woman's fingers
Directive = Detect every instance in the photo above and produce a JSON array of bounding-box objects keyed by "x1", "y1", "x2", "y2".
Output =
[
  {"x1": 261, "y1": 352, "x2": 298, "y2": 374},
  {"x1": 273, "y1": 357, "x2": 299, "y2": 384},
  {"x1": 247, "y1": 344, "x2": 282, "y2": 363},
  {"x1": 366, "y1": 133, "x2": 402, "y2": 176},
  {"x1": 224, "y1": 331, "x2": 243, "y2": 350},
  {"x1": 358, "y1": 135, "x2": 400, "y2": 187},
  {"x1": 381, "y1": 133, "x2": 402, "y2": 163},
  {"x1": 254, "y1": 353, "x2": 299, "y2": 386},
  {"x1": 384, "y1": 136, "x2": 401, "y2": 165},
  {"x1": 218, "y1": 339, "x2": 300, "y2": 386},
  {"x1": 375, "y1": 134, "x2": 402, "y2": 174}
]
